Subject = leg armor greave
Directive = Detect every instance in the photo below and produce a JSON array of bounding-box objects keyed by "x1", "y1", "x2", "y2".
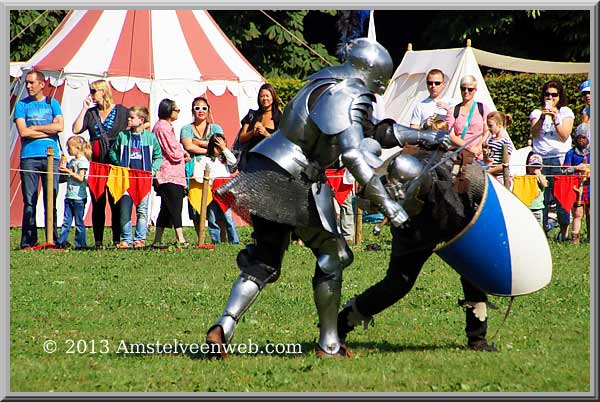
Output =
[
  {"x1": 212, "y1": 275, "x2": 261, "y2": 344},
  {"x1": 311, "y1": 236, "x2": 354, "y2": 355},
  {"x1": 313, "y1": 276, "x2": 343, "y2": 355}
]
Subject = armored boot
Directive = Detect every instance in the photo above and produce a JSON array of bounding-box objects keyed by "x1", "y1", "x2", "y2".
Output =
[
  {"x1": 206, "y1": 275, "x2": 261, "y2": 359},
  {"x1": 313, "y1": 278, "x2": 354, "y2": 358},
  {"x1": 464, "y1": 302, "x2": 497, "y2": 352}
]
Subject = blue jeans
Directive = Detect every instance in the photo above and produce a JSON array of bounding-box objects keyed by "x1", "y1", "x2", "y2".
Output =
[
  {"x1": 20, "y1": 157, "x2": 59, "y2": 248},
  {"x1": 542, "y1": 156, "x2": 571, "y2": 230},
  {"x1": 207, "y1": 201, "x2": 239, "y2": 244},
  {"x1": 58, "y1": 198, "x2": 87, "y2": 247},
  {"x1": 119, "y1": 193, "x2": 149, "y2": 245}
]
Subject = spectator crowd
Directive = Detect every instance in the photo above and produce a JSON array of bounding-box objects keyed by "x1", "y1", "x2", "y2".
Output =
[{"x1": 14, "y1": 69, "x2": 591, "y2": 250}]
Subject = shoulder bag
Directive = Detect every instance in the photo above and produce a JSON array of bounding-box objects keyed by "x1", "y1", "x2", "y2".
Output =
[{"x1": 90, "y1": 108, "x2": 112, "y2": 163}]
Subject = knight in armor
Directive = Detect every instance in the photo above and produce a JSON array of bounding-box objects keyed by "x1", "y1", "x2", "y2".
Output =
[
  {"x1": 337, "y1": 117, "x2": 498, "y2": 352},
  {"x1": 205, "y1": 37, "x2": 450, "y2": 358}
]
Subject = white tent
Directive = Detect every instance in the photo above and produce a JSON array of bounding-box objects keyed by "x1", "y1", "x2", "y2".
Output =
[
  {"x1": 375, "y1": 42, "x2": 590, "y2": 159},
  {"x1": 10, "y1": 10, "x2": 264, "y2": 228},
  {"x1": 376, "y1": 44, "x2": 497, "y2": 126}
]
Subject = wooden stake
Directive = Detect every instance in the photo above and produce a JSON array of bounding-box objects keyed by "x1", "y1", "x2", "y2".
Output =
[
  {"x1": 46, "y1": 146, "x2": 54, "y2": 244},
  {"x1": 354, "y1": 183, "x2": 362, "y2": 246},
  {"x1": 197, "y1": 165, "x2": 211, "y2": 246},
  {"x1": 502, "y1": 144, "x2": 510, "y2": 189},
  {"x1": 354, "y1": 207, "x2": 363, "y2": 246}
]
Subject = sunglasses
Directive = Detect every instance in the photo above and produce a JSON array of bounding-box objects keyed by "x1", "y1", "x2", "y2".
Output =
[
  {"x1": 460, "y1": 87, "x2": 476, "y2": 93},
  {"x1": 543, "y1": 92, "x2": 559, "y2": 98},
  {"x1": 89, "y1": 88, "x2": 97, "y2": 94},
  {"x1": 173, "y1": 108, "x2": 181, "y2": 113},
  {"x1": 427, "y1": 81, "x2": 443, "y2": 86},
  {"x1": 193, "y1": 105, "x2": 209, "y2": 112}
]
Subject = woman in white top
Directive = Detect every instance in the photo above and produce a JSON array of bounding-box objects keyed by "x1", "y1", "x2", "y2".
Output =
[{"x1": 529, "y1": 80, "x2": 574, "y2": 239}]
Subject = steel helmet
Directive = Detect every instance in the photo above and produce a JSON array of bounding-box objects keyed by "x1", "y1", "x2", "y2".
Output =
[
  {"x1": 343, "y1": 38, "x2": 393, "y2": 94},
  {"x1": 308, "y1": 37, "x2": 393, "y2": 95}
]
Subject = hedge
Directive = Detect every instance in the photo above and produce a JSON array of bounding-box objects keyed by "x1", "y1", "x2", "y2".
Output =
[{"x1": 265, "y1": 73, "x2": 588, "y2": 149}]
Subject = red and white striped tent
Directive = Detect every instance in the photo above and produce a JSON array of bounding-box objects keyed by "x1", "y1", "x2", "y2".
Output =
[{"x1": 10, "y1": 9, "x2": 264, "y2": 228}]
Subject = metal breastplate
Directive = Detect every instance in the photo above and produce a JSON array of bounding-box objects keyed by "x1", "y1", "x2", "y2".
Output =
[{"x1": 250, "y1": 78, "x2": 373, "y2": 178}]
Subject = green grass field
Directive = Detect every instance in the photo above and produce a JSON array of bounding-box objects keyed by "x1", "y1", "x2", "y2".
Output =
[{"x1": 9, "y1": 225, "x2": 591, "y2": 393}]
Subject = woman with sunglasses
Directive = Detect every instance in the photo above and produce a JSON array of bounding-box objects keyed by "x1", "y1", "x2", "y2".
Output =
[
  {"x1": 234, "y1": 83, "x2": 283, "y2": 171},
  {"x1": 180, "y1": 96, "x2": 224, "y2": 237},
  {"x1": 72, "y1": 79, "x2": 130, "y2": 248},
  {"x1": 445, "y1": 75, "x2": 490, "y2": 164},
  {"x1": 529, "y1": 80, "x2": 574, "y2": 240},
  {"x1": 151, "y1": 98, "x2": 191, "y2": 247}
]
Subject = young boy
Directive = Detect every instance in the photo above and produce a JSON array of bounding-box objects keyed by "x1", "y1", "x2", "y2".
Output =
[
  {"x1": 526, "y1": 153, "x2": 548, "y2": 229},
  {"x1": 109, "y1": 106, "x2": 163, "y2": 248},
  {"x1": 563, "y1": 123, "x2": 591, "y2": 244}
]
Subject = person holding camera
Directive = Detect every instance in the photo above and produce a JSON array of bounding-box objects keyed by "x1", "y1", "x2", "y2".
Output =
[{"x1": 529, "y1": 80, "x2": 574, "y2": 240}]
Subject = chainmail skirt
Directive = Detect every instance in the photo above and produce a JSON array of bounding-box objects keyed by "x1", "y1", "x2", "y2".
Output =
[{"x1": 215, "y1": 153, "x2": 323, "y2": 228}]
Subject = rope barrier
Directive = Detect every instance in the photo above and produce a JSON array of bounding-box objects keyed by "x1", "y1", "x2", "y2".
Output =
[{"x1": 10, "y1": 163, "x2": 591, "y2": 180}]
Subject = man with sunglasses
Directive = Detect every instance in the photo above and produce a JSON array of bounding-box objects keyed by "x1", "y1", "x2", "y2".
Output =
[{"x1": 410, "y1": 69, "x2": 454, "y2": 131}]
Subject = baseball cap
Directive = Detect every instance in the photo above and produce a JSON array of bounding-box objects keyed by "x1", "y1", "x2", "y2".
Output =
[
  {"x1": 575, "y1": 123, "x2": 590, "y2": 139},
  {"x1": 579, "y1": 79, "x2": 590, "y2": 93},
  {"x1": 527, "y1": 153, "x2": 543, "y2": 166}
]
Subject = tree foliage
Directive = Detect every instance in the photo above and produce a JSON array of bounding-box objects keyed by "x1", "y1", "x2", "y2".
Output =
[
  {"x1": 420, "y1": 10, "x2": 589, "y2": 62},
  {"x1": 10, "y1": 10, "x2": 67, "y2": 62},
  {"x1": 210, "y1": 10, "x2": 339, "y2": 79},
  {"x1": 10, "y1": 9, "x2": 589, "y2": 77}
]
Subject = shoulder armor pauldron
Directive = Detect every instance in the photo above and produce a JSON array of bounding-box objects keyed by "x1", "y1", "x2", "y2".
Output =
[{"x1": 309, "y1": 78, "x2": 375, "y2": 135}]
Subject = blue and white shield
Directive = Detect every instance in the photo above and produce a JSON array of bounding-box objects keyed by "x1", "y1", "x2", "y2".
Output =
[{"x1": 435, "y1": 174, "x2": 552, "y2": 296}]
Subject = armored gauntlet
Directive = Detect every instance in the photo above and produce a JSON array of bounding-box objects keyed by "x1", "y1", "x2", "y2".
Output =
[
  {"x1": 393, "y1": 124, "x2": 451, "y2": 151},
  {"x1": 362, "y1": 176, "x2": 409, "y2": 227}
]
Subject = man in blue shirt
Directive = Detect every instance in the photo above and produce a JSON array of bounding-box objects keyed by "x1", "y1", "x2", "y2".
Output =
[{"x1": 14, "y1": 70, "x2": 64, "y2": 248}]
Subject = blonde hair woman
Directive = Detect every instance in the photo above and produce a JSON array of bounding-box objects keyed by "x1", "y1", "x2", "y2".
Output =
[
  {"x1": 72, "y1": 79, "x2": 130, "y2": 248},
  {"x1": 445, "y1": 75, "x2": 490, "y2": 164}
]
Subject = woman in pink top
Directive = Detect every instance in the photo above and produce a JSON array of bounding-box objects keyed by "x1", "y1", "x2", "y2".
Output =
[
  {"x1": 445, "y1": 75, "x2": 490, "y2": 163},
  {"x1": 152, "y1": 98, "x2": 191, "y2": 247}
]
